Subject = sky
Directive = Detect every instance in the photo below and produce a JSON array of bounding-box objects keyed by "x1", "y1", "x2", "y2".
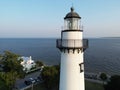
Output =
[{"x1": 0, "y1": 0, "x2": 120, "y2": 38}]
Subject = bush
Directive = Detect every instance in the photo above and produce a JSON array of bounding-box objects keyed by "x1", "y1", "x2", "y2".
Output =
[
  {"x1": 104, "y1": 75, "x2": 120, "y2": 90},
  {"x1": 41, "y1": 65, "x2": 60, "y2": 90}
]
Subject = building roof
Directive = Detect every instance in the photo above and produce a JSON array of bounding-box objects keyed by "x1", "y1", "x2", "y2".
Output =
[
  {"x1": 21, "y1": 56, "x2": 30, "y2": 62},
  {"x1": 64, "y1": 7, "x2": 81, "y2": 19}
]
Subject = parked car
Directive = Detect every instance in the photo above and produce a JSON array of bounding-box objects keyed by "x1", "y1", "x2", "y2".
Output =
[
  {"x1": 37, "y1": 76, "x2": 44, "y2": 82},
  {"x1": 34, "y1": 78, "x2": 40, "y2": 82},
  {"x1": 24, "y1": 80, "x2": 31, "y2": 85},
  {"x1": 24, "y1": 78, "x2": 36, "y2": 85},
  {"x1": 29, "y1": 78, "x2": 36, "y2": 83}
]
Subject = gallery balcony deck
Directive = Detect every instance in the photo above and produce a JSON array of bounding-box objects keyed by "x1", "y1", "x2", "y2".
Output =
[{"x1": 56, "y1": 39, "x2": 88, "y2": 50}]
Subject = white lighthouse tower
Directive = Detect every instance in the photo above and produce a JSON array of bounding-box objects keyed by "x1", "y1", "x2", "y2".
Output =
[{"x1": 56, "y1": 7, "x2": 88, "y2": 90}]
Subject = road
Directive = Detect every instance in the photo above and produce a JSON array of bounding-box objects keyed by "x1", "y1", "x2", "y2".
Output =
[
  {"x1": 15, "y1": 71, "x2": 107, "y2": 90},
  {"x1": 15, "y1": 71, "x2": 41, "y2": 90}
]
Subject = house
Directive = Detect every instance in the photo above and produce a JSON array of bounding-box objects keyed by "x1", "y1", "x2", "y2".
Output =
[{"x1": 20, "y1": 56, "x2": 36, "y2": 71}]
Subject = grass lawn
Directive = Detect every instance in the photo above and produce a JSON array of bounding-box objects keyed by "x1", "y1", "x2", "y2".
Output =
[
  {"x1": 85, "y1": 80, "x2": 104, "y2": 90},
  {"x1": 26, "y1": 80, "x2": 104, "y2": 90}
]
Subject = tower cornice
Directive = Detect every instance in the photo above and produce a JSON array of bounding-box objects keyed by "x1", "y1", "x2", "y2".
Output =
[{"x1": 62, "y1": 30, "x2": 83, "y2": 32}]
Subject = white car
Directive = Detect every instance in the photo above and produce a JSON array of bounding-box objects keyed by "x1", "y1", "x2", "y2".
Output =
[{"x1": 29, "y1": 78, "x2": 36, "y2": 84}]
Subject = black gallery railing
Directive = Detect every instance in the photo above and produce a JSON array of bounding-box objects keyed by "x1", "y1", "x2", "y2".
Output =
[{"x1": 56, "y1": 39, "x2": 88, "y2": 49}]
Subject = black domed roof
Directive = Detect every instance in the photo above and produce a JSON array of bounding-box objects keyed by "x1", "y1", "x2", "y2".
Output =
[{"x1": 64, "y1": 7, "x2": 81, "y2": 19}]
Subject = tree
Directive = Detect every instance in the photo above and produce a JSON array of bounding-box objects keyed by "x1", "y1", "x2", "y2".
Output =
[
  {"x1": 104, "y1": 75, "x2": 120, "y2": 90},
  {"x1": 0, "y1": 71, "x2": 18, "y2": 89},
  {"x1": 0, "y1": 54, "x2": 2, "y2": 61},
  {"x1": 2, "y1": 51, "x2": 25, "y2": 78},
  {"x1": 0, "y1": 74, "x2": 8, "y2": 90},
  {"x1": 99, "y1": 73, "x2": 107, "y2": 85},
  {"x1": 36, "y1": 61, "x2": 44, "y2": 67},
  {"x1": 41, "y1": 65, "x2": 60, "y2": 90},
  {"x1": 0, "y1": 51, "x2": 25, "y2": 89}
]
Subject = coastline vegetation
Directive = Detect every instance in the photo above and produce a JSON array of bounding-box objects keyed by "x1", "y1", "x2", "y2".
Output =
[
  {"x1": 0, "y1": 51, "x2": 44, "y2": 90},
  {"x1": 41, "y1": 65, "x2": 60, "y2": 90},
  {"x1": 0, "y1": 51, "x2": 120, "y2": 90},
  {"x1": 0, "y1": 51, "x2": 25, "y2": 90},
  {"x1": 25, "y1": 80, "x2": 104, "y2": 90},
  {"x1": 29, "y1": 65, "x2": 120, "y2": 90}
]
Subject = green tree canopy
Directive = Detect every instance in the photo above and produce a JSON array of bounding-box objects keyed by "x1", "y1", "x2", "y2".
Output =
[
  {"x1": 99, "y1": 73, "x2": 107, "y2": 85},
  {"x1": 0, "y1": 51, "x2": 25, "y2": 90},
  {"x1": 36, "y1": 61, "x2": 44, "y2": 67},
  {"x1": 2, "y1": 51, "x2": 25, "y2": 78},
  {"x1": 0, "y1": 71, "x2": 18, "y2": 89},
  {"x1": 0, "y1": 75, "x2": 8, "y2": 90},
  {"x1": 41, "y1": 65, "x2": 60, "y2": 90}
]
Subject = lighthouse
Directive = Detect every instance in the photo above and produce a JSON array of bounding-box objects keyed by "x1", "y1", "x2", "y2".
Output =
[{"x1": 56, "y1": 7, "x2": 88, "y2": 90}]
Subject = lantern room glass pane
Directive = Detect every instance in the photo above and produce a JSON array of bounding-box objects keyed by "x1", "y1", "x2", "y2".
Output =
[{"x1": 64, "y1": 18, "x2": 80, "y2": 30}]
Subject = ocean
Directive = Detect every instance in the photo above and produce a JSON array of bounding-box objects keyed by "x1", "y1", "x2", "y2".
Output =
[{"x1": 0, "y1": 38, "x2": 120, "y2": 75}]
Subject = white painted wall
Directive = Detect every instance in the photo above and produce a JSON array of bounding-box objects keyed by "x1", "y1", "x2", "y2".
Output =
[
  {"x1": 62, "y1": 31, "x2": 82, "y2": 39},
  {"x1": 60, "y1": 51, "x2": 85, "y2": 90},
  {"x1": 59, "y1": 29, "x2": 85, "y2": 90}
]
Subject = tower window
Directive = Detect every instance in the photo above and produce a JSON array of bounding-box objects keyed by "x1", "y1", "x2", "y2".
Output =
[{"x1": 79, "y1": 63, "x2": 84, "y2": 73}]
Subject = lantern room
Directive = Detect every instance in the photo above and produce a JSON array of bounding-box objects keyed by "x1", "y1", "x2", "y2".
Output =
[{"x1": 64, "y1": 7, "x2": 81, "y2": 30}]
